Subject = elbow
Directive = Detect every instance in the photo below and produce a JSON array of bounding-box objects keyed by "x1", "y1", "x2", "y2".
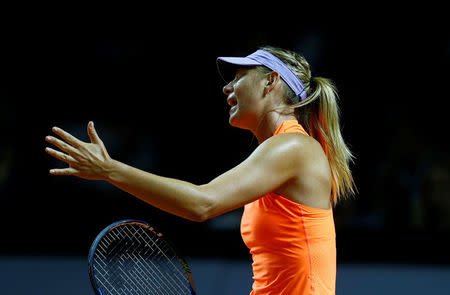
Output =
[
  {"x1": 191, "y1": 201, "x2": 214, "y2": 223},
  {"x1": 189, "y1": 209, "x2": 211, "y2": 223},
  {"x1": 190, "y1": 187, "x2": 216, "y2": 223},
  {"x1": 190, "y1": 213, "x2": 209, "y2": 223}
]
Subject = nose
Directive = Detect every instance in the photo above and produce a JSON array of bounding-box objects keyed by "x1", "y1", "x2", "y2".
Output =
[
  {"x1": 222, "y1": 81, "x2": 233, "y2": 96},
  {"x1": 223, "y1": 82, "x2": 237, "y2": 106}
]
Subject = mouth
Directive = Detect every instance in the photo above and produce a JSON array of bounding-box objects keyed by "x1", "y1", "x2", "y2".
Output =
[
  {"x1": 229, "y1": 105, "x2": 237, "y2": 115},
  {"x1": 227, "y1": 95, "x2": 237, "y2": 107}
]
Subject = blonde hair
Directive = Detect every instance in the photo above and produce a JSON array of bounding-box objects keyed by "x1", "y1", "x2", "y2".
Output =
[{"x1": 259, "y1": 46, "x2": 356, "y2": 204}]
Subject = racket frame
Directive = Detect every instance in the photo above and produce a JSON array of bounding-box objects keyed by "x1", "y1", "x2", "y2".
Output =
[{"x1": 88, "y1": 219, "x2": 196, "y2": 295}]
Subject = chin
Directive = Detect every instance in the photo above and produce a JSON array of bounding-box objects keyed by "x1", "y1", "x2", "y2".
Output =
[
  {"x1": 229, "y1": 116, "x2": 251, "y2": 131},
  {"x1": 228, "y1": 117, "x2": 239, "y2": 127},
  {"x1": 229, "y1": 111, "x2": 243, "y2": 127}
]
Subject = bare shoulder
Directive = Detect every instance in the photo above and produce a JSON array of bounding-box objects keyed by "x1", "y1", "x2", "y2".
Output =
[
  {"x1": 261, "y1": 132, "x2": 325, "y2": 161},
  {"x1": 263, "y1": 133, "x2": 332, "y2": 209},
  {"x1": 254, "y1": 132, "x2": 329, "y2": 176}
]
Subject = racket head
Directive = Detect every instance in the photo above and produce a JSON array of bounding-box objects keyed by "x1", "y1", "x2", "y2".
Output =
[{"x1": 88, "y1": 219, "x2": 196, "y2": 295}]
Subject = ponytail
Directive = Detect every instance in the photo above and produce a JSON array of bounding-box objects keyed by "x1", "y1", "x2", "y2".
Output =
[
  {"x1": 303, "y1": 77, "x2": 356, "y2": 204},
  {"x1": 259, "y1": 46, "x2": 356, "y2": 204}
]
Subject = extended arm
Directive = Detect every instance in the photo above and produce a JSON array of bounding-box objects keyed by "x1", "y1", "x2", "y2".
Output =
[{"x1": 45, "y1": 122, "x2": 304, "y2": 222}]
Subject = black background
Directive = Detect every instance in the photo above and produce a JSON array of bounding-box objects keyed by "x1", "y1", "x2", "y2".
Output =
[{"x1": 2, "y1": 14, "x2": 449, "y2": 265}]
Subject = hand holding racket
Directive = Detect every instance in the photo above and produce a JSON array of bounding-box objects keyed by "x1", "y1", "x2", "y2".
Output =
[
  {"x1": 45, "y1": 121, "x2": 112, "y2": 180},
  {"x1": 89, "y1": 220, "x2": 196, "y2": 295}
]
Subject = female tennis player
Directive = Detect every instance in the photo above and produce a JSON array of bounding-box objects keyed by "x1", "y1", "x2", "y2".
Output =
[{"x1": 45, "y1": 46, "x2": 356, "y2": 294}]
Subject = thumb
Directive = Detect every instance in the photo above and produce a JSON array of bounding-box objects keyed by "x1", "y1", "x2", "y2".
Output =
[{"x1": 87, "y1": 121, "x2": 102, "y2": 144}]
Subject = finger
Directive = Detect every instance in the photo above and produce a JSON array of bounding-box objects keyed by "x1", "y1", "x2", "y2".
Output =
[
  {"x1": 45, "y1": 136, "x2": 80, "y2": 157},
  {"x1": 52, "y1": 126, "x2": 84, "y2": 148},
  {"x1": 87, "y1": 121, "x2": 102, "y2": 144},
  {"x1": 45, "y1": 147, "x2": 77, "y2": 165},
  {"x1": 49, "y1": 167, "x2": 79, "y2": 176}
]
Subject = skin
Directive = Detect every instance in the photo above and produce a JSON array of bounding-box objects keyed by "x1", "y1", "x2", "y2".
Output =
[{"x1": 45, "y1": 68, "x2": 332, "y2": 222}]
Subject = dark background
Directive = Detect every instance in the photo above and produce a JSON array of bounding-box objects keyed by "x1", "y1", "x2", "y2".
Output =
[{"x1": 2, "y1": 17, "x2": 449, "y2": 267}]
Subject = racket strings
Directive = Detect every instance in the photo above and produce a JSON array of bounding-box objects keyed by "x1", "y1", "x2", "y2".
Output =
[
  {"x1": 128, "y1": 226, "x2": 190, "y2": 282},
  {"x1": 120, "y1": 226, "x2": 188, "y2": 294},
  {"x1": 94, "y1": 226, "x2": 188, "y2": 295},
  {"x1": 92, "y1": 224, "x2": 192, "y2": 295}
]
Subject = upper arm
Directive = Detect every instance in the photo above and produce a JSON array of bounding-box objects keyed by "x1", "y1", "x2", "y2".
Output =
[{"x1": 199, "y1": 134, "x2": 307, "y2": 219}]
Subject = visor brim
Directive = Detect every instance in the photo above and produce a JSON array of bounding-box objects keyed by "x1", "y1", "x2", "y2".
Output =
[{"x1": 216, "y1": 57, "x2": 262, "y2": 83}]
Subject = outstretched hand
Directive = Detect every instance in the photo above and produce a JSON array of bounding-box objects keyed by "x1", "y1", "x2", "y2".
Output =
[{"x1": 45, "y1": 121, "x2": 113, "y2": 180}]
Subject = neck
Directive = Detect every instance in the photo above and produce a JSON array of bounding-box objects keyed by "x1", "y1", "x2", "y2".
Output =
[{"x1": 252, "y1": 112, "x2": 297, "y2": 144}]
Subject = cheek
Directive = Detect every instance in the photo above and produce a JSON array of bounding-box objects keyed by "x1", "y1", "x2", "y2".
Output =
[
  {"x1": 235, "y1": 86, "x2": 254, "y2": 107},
  {"x1": 233, "y1": 74, "x2": 263, "y2": 110}
]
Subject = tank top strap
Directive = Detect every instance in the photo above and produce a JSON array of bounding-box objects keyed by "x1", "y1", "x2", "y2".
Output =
[{"x1": 273, "y1": 119, "x2": 308, "y2": 136}]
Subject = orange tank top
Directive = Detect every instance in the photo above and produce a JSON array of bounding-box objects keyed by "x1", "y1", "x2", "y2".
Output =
[{"x1": 240, "y1": 120, "x2": 336, "y2": 295}]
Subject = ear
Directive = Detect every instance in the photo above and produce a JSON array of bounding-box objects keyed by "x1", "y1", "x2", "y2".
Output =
[{"x1": 264, "y1": 71, "x2": 281, "y2": 95}]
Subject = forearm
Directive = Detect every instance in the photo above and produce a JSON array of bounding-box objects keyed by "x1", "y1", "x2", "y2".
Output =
[{"x1": 106, "y1": 160, "x2": 211, "y2": 222}]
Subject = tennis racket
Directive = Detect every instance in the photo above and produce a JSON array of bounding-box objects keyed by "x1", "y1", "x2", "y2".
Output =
[{"x1": 88, "y1": 219, "x2": 196, "y2": 295}]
